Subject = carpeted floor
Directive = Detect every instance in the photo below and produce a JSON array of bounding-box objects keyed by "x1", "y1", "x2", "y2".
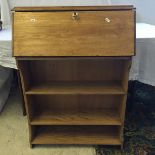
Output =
[
  {"x1": 0, "y1": 88, "x2": 95, "y2": 155},
  {"x1": 96, "y1": 81, "x2": 155, "y2": 155}
]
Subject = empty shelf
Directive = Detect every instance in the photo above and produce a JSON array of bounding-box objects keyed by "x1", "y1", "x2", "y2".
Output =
[
  {"x1": 26, "y1": 82, "x2": 125, "y2": 95},
  {"x1": 31, "y1": 126, "x2": 121, "y2": 145},
  {"x1": 31, "y1": 109, "x2": 121, "y2": 125}
]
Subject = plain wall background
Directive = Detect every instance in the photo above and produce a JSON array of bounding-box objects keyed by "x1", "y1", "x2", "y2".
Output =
[{"x1": 128, "y1": 0, "x2": 155, "y2": 25}]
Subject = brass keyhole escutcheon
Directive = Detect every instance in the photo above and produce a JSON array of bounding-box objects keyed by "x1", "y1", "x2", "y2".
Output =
[{"x1": 72, "y1": 12, "x2": 79, "y2": 20}]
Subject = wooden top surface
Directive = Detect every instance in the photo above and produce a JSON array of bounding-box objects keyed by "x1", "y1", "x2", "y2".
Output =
[{"x1": 12, "y1": 5, "x2": 135, "y2": 12}]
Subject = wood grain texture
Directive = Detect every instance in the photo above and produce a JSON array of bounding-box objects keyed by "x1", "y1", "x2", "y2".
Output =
[
  {"x1": 16, "y1": 57, "x2": 130, "y2": 146},
  {"x1": 18, "y1": 58, "x2": 125, "y2": 84},
  {"x1": 119, "y1": 60, "x2": 131, "y2": 146},
  {"x1": 12, "y1": 5, "x2": 135, "y2": 12},
  {"x1": 15, "y1": 57, "x2": 132, "y2": 60},
  {"x1": 29, "y1": 94, "x2": 122, "y2": 124},
  {"x1": 16, "y1": 60, "x2": 33, "y2": 144},
  {"x1": 25, "y1": 82, "x2": 125, "y2": 95},
  {"x1": 31, "y1": 109, "x2": 121, "y2": 125},
  {"x1": 13, "y1": 10, "x2": 135, "y2": 56},
  {"x1": 31, "y1": 126, "x2": 121, "y2": 145},
  {"x1": 31, "y1": 94, "x2": 122, "y2": 110}
]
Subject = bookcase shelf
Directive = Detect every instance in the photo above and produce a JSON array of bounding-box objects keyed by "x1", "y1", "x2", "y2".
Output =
[
  {"x1": 31, "y1": 108, "x2": 121, "y2": 125},
  {"x1": 16, "y1": 57, "x2": 131, "y2": 147},
  {"x1": 31, "y1": 126, "x2": 121, "y2": 145},
  {"x1": 26, "y1": 81, "x2": 125, "y2": 95}
]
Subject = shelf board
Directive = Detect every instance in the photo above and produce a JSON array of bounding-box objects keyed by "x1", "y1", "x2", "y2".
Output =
[
  {"x1": 31, "y1": 109, "x2": 121, "y2": 125},
  {"x1": 25, "y1": 82, "x2": 125, "y2": 95},
  {"x1": 31, "y1": 126, "x2": 121, "y2": 145}
]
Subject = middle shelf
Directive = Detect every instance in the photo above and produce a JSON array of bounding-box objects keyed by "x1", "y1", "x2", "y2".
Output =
[
  {"x1": 25, "y1": 81, "x2": 125, "y2": 95},
  {"x1": 30, "y1": 108, "x2": 121, "y2": 125},
  {"x1": 27, "y1": 94, "x2": 123, "y2": 126}
]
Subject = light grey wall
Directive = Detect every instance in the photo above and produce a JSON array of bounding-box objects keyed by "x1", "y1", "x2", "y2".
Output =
[{"x1": 128, "y1": 0, "x2": 155, "y2": 25}]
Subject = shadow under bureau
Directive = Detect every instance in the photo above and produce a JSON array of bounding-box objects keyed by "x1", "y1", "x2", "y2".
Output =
[{"x1": 12, "y1": 6, "x2": 136, "y2": 148}]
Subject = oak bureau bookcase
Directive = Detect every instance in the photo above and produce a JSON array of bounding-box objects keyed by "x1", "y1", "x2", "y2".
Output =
[{"x1": 12, "y1": 6, "x2": 136, "y2": 148}]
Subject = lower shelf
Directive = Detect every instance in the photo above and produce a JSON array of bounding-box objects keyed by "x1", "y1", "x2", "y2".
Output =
[{"x1": 31, "y1": 126, "x2": 121, "y2": 145}]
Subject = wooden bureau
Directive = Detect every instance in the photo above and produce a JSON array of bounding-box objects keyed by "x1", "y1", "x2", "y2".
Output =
[{"x1": 12, "y1": 6, "x2": 136, "y2": 148}]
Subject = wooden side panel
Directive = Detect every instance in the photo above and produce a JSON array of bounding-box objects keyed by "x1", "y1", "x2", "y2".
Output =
[
  {"x1": 13, "y1": 10, "x2": 135, "y2": 56},
  {"x1": 16, "y1": 60, "x2": 33, "y2": 145},
  {"x1": 17, "y1": 61, "x2": 31, "y2": 90},
  {"x1": 119, "y1": 60, "x2": 131, "y2": 147}
]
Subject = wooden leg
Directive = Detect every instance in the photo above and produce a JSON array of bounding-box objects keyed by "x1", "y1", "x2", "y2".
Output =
[{"x1": 17, "y1": 70, "x2": 26, "y2": 116}]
